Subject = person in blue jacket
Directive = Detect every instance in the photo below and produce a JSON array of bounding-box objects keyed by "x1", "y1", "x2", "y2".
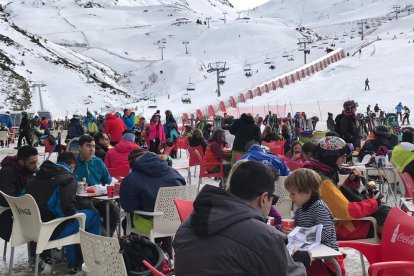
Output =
[
  {"x1": 395, "y1": 102, "x2": 403, "y2": 122},
  {"x1": 0, "y1": 111, "x2": 13, "y2": 128},
  {"x1": 120, "y1": 149, "x2": 185, "y2": 256},
  {"x1": 121, "y1": 109, "x2": 135, "y2": 131},
  {"x1": 74, "y1": 135, "x2": 118, "y2": 236},
  {"x1": 239, "y1": 140, "x2": 290, "y2": 176},
  {"x1": 83, "y1": 111, "x2": 96, "y2": 127}
]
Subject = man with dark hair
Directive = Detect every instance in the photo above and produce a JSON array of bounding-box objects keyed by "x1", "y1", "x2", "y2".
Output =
[
  {"x1": 26, "y1": 152, "x2": 101, "y2": 274},
  {"x1": 94, "y1": 132, "x2": 110, "y2": 162},
  {"x1": 239, "y1": 140, "x2": 290, "y2": 176},
  {"x1": 173, "y1": 161, "x2": 310, "y2": 275},
  {"x1": 0, "y1": 146, "x2": 38, "y2": 242},
  {"x1": 120, "y1": 149, "x2": 185, "y2": 256},
  {"x1": 74, "y1": 135, "x2": 118, "y2": 236}
]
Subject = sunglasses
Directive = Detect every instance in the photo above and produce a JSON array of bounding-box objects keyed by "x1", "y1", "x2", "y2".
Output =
[{"x1": 257, "y1": 192, "x2": 279, "y2": 205}]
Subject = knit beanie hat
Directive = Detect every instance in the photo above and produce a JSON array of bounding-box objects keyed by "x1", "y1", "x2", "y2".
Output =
[{"x1": 122, "y1": 132, "x2": 135, "y2": 142}]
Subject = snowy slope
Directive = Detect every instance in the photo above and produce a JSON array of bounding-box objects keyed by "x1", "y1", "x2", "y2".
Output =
[{"x1": 0, "y1": 0, "x2": 413, "y2": 121}]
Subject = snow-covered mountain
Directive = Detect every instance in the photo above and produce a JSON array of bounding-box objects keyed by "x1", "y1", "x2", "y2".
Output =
[{"x1": 0, "y1": 0, "x2": 413, "y2": 120}]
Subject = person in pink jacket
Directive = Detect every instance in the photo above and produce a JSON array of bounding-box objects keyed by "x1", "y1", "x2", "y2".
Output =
[
  {"x1": 104, "y1": 131, "x2": 139, "y2": 168},
  {"x1": 146, "y1": 114, "x2": 165, "y2": 154},
  {"x1": 104, "y1": 113, "x2": 126, "y2": 146}
]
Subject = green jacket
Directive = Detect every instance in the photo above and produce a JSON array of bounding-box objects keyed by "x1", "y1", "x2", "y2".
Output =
[{"x1": 391, "y1": 143, "x2": 414, "y2": 172}]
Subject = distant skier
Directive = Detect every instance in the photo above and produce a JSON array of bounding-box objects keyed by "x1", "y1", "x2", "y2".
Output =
[
  {"x1": 365, "y1": 78, "x2": 370, "y2": 90},
  {"x1": 402, "y1": 106, "x2": 411, "y2": 125},
  {"x1": 395, "y1": 102, "x2": 403, "y2": 121}
]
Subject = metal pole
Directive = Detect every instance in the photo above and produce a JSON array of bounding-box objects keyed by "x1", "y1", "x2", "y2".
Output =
[
  {"x1": 37, "y1": 85, "x2": 44, "y2": 111},
  {"x1": 217, "y1": 70, "x2": 221, "y2": 97}
]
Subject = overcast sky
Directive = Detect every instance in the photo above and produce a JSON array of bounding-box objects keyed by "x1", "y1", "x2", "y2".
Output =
[{"x1": 230, "y1": 0, "x2": 270, "y2": 10}]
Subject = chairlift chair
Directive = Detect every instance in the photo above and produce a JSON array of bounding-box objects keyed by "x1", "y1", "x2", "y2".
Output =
[
  {"x1": 264, "y1": 57, "x2": 271, "y2": 65},
  {"x1": 323, "y1": 39, "x2": 329, "y2": 44},
  {"x1": 282, "y1": 49, "x2": 289, "y2": 58},
  {"x1": 269, "y1": 59, "x2": 276, "y2": 70},
  {"x1": 333, "y1": 34, "x2": 339, "y2": 40},
  {"x1": 186, "y1": 79, "x2": 195, "y2": 92},
  {"x1": 244, "y1": 64, "x2": 252, "y2": 77},
  {"x1": 287, "y1": 54, "x2": 294, "y2": 61},
  {"x1": 342, "y1": 31, "x2": 348, "y2": 37},
  {"x1": 340, "y1": 38, "x2": 345, "y2": 43},
  {"x1": 148, "y1": 99, "x2": 157, "y2": 109},
  {"x1": 181, "y1": 93, "x2": 191, "y2": 104},
  {"x1": 311, "y1": 43, "x2": 317, "y2": 48}
]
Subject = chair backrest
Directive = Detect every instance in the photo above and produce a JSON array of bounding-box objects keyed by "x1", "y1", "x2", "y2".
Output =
[
  {"x1": 79, "y1": 229, "x2": 127, "y2": 276},
  {"x1": 188, "y1": 145, "x2": 204, "y2": 167},
  {"x1": 108, "y1": 165, "x2": 130, "y2": 178},
  {"x1": 0, "y1": 191, "x2": 42, "y2": 247},
  {"x1": 274, "y1": 176, "x2": 292, "y2": 218},
  {"x1": 66, "y1": 137, "x2": 80, "y2": 155},
  {"x1": 285, "y1": 161, "x2": 303, "y2": 171},
  {"x1": 0, "y1": 130, "x2": 8, "y2": 141},
  {"x1": 381, "y1": 207, "x2": 414, "y2": 262},
  {"x1": 399, "y1": 172, "x2": 414, "y2": 198},
  {"x1": 153, "y1": 185, "x2": 198, "y2": 236},
  {"x1": 174, "y1": 199, "x2": 194, "y2": 222},
  {"x1": 176, "y1": 136, "x2": 188, "y2": 150},
  {"x1": 269, "y1": 141, "x2": 286, "y2": 156}
]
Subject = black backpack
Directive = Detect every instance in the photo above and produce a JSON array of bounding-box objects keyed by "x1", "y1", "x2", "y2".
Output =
[{"x1": 119, "y1": 234, "x2": 165, "y2": 275}]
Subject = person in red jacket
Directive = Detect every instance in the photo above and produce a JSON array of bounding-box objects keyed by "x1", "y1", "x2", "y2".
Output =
[
  {"x1": 104, "y1": 113, "x2": 126, "y2": 146},
  {"x1": 104, "y1": 130, "x2": 139, "y2": 169},
  {"x1": 204, "y1": 129, "x2": 231, "y2": 187}
]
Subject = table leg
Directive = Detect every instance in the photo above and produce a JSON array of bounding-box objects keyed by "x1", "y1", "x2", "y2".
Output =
[
  {"x1": 325, "y1": 257, "x2": 342, "y2": 276},
  {"x1": 106, "y1": 201, "x2": 110, "y2": 237},
  {"x1": 117, "y1": 199, "x2": 121, "y2": 238}
]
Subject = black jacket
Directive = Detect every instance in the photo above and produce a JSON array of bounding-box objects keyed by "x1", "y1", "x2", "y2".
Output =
[
  {"x1": 0, "y1": 156, "x2": 33, "y2": 206},
  {"x1": 67, "y1": 118, "x2": 84, "y2": 139},
  {"x1": 19, "y1": 115, "x2": 31, "y2": 133},
  {"x1": 340, "y1": 114, "x2": 360, "y2": 147},
  {"x1": 25, "y1": 161, "x2": 77, "y2": 224},
  {"x1": 0, "y1": 156, "x2": 34, "y2": 240},
  {"x1": 358, "y1": 138, "x2": 392, "y2": 161},
  {"x1": 173, "y1": 185, "x2": 307, "y2": 276},
  {"x1": 95, "y1": 142, "x2": 109, "y2": 162},
  {"x1": 229, "y1": 113, "x2": 261, "y2": 152}
]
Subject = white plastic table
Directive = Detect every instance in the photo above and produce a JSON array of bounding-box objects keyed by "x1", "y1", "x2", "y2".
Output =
[{"x1": 310, "y1": 244, "x2": 343, "y2": 276}]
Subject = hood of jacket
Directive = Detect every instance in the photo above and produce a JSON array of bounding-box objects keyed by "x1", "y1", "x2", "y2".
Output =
[
  {"x1": 190, "y1": 185, "x2": 265, "y2": 237},
  {"x1": 36, "y1": 160, "x2": 72, "y2": 181},
  {"x1": 114, "y1": 140, "x2": 137, "y2": 153},
  {"x1": 106, "y1": 113, "x2": 117, "y2": 121},
  {"x1": 132, "y1": 152, "x2": 170, "y2": 177},
  {"x1": 240, "y1": 113, "x2": 255, "y2": 124}
]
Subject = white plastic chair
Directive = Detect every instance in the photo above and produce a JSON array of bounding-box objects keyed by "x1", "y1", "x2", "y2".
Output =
[
  {"x1": 0, "y1": 206, "x2": 10, "y2": 261},
  {"x1": 274, "y1": 176, "x2": 294, "y2": 218},
  {"x1": 79, "y1": 229, "x2": 127, "y2": 276},
  {"x1": 0, "y1": 191, "x2": 86, "y2": 276},
  {"x1": 126, "y1": 185, "x2": 198, "y2": 241},
  {"x1": 0, "y1": 130, "x2": 9, "y2": 147}
]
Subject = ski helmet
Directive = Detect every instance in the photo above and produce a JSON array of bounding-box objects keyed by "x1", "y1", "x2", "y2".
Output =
[{"x1": 317, "y1": 136, "x2": 352, "y2": 157}]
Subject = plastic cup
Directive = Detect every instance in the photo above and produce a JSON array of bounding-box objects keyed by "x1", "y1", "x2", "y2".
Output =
[
  {"x1": 107, "y1": 185, "x2": 115, "y2": 198},
  {"x1": 76, "y1": 182, "x2": 85, "y2": 194},
  {"x1": 266, "y1": 217, "x2": 275, "y2": 226},
  {"x1": 114, "y1": 183, "x2": 120, "y2": 196},
  {"x1": 281, "y1": 219, "x2": 295, "y2": 229}
]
